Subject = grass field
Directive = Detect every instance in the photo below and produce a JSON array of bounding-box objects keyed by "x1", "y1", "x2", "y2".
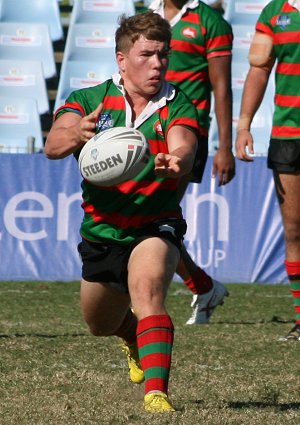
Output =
[{"x1": 0, "y1": 281, "x2": 299, "y2": 425}]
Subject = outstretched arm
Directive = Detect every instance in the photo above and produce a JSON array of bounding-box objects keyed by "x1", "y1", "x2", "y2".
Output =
[{"x1": 154, "y1": 125, "x2": 198, "y2": 178}]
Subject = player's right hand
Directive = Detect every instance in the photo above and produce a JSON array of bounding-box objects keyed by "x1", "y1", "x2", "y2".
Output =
[
  {"x1": 80, "y1": 103, "x2": 103, "y2": 143},
  {"x1": 235, "y1": 129, "x2": 255, "y2": 161}
]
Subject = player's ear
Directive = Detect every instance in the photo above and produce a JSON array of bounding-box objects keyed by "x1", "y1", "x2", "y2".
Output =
[{"x1": 116, "y1": 51, "x2": 126, "y2": 73}]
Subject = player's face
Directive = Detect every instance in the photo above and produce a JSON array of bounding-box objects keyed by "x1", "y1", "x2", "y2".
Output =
[{"x1": 117, "y1": 35, "x2": 169, "y2": 98}]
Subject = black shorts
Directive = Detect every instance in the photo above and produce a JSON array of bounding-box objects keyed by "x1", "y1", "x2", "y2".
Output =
[
  {"x1": 77, "y1": 218, "x2": 187, "y2": 292},
  {"x1": 268, "y1": 139, "x2": 300, "y2": 173},
  {"x1": 190, "y1": 135, "x2": 208, "y2": 183}
]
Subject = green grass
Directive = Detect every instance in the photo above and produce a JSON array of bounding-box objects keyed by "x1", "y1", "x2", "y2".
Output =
[{"x1": 0, "y1": 281, "x2": 299, "y2": 424}]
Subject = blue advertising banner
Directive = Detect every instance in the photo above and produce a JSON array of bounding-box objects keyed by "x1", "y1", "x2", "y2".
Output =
[{"x1": 0, "y1": 154, "x2": 288, "y2": 283}]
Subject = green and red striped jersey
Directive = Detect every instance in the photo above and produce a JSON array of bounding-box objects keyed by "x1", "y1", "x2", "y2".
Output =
[
  {"x1": 55, "y1": 75, "x2": 199, "y2": 244},
  {"x1": 256, "y1": 0, "x2": 300, "y2": 139},
  {"x1": 149, "y1": 0, "x2": 233, "y2": 135}
]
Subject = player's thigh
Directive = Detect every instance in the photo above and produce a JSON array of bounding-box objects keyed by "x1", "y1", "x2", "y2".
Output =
[
  {"x1": 274, "y1": 172, "x2": 300, "y2": 226},
  {"x1": 127, "y1": 237, "x2": 180, "y2": 316},
  {"x1": 80, "y1": 278, "x2": 131, "y2": 334}
]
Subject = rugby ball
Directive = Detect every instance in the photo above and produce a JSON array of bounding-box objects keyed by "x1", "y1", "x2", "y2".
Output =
[{"x1": 78, "y1": 127, "x2": 150, "y2": 186}]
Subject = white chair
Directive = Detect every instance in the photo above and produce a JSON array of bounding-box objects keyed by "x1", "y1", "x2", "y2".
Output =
[
  {"x1": 0, "y1": 22, "x2": 56, "y2": 79},
  {"x1": 0, "y1": 59, "x2": 49, "y2": 114},
  {"x1": 63, "y1": 23, "x2": 117, "y2": 62},
  {"x1": 0, "y1": 96, "x2": 43, "y2": 153},
  {"x1": 54, "y1": 59, "x2": 118, "y2": 110},
  {"x1": 70, "y1": 0, "x2": 135, "y2": 25},
  {"x1": 224, "y1": 0, "x2": 267, "y2": 26},
  {"x1": 0, "y1": 0, "x2": 63, "y2": 41}
]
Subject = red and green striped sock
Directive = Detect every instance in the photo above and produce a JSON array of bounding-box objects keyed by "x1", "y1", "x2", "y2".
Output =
[
  {"x1": 184, "y1": 267, "x2": 213, "y2": 295},
  {"x1": 285, "y1": 260, "x2": 300, "y2": 324},
  {"x1": 136, "y1": 314, "x2": 174, "y2": 394}
]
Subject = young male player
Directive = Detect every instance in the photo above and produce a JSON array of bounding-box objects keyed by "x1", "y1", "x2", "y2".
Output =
[{"x1": 45, "y1": 11, "x2": 200, "y2": 412}]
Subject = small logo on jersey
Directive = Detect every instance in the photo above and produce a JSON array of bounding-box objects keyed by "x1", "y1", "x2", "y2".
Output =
[
  {"x1": 96, "y1": 113, "x2": 114, "y2": 131},
  {"x1": 154, "y1": 120, "x2": 163, "y2": 136},
  {"x1": 159, "y1": 224, "x2": 176, "y2": 237},
  {"x1": 182, "y1": 27, "x2": 197, "y2": 39},
  {"x1": 276, "y1": 15, "x2": 291, "y2": 29}
]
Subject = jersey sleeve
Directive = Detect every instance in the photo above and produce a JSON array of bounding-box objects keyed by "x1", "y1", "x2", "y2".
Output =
[
  {"x1": 201, "y1": 7, "x2": 233, "y2": 59},
  {"x1": 164, "y1": 87, "x2": 200, "y2": 136}
]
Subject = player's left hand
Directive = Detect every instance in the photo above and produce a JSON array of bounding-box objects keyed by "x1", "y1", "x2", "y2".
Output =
[
  {"x1": 212, "y1": 148, "x2": 235, "y2": 186},
  {"x1": 154, "y1": 153, "x2": 182, "y2": 177}
]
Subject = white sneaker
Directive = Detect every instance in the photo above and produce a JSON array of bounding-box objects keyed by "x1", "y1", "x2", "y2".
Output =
[{"x1": 186, "y1": 280, "x2": 229, "y2": 325}]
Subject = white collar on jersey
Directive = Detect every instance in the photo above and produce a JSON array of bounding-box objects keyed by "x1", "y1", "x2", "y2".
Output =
[
  {"x1": 148, "y1": 0, "x2": 199, "y2": 26},
  {"x1": 288, "y1": 0, "x2": 300, "y2": 11},
  {"x1": 111, "y1": 72, "x2": 176, "y2": 128}
]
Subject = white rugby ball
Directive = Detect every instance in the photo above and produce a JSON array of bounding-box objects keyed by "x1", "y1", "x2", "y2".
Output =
[{"x1": 78, "y1": 127, "x2": 150, "y2": 186}]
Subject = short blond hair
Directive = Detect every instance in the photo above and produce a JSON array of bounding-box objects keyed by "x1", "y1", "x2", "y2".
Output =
[{"x1": 115, "y1": 11, "x2": 171, "y2": 54}]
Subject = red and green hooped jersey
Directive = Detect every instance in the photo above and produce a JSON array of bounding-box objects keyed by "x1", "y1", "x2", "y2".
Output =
[
  {"x1": 149, "y1": 1, "x2": 233, "y2": 135},
  {"x1": 55, "y1": 77, "x2": 199, "y2": 245},
  {"x1": 256, "y1": 0, "x2": 300, "y2": 139}
]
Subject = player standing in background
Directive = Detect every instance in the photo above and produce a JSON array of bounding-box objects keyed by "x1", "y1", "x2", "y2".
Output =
[
  {"x1": 235, "y1": 0, "x2": 300, "y2": 341},
  {"x1": 45, "y1": 11, "x2": 200, "y2": 412},
  {"x1": 147, "y1": 0, "x2": 235, "y2": 324}
]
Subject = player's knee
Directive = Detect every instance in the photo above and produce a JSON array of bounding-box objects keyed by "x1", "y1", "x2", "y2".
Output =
[{"x1": 285, "y1": 222, "x2": 300, "y2": 246}]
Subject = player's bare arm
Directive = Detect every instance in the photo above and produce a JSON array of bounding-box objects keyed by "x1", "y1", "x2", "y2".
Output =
[
  {"x1": 154, "y1": 125, "x2": 197, "y2": 178},
  {"x1": 235, "y1": 32, "x2": 274, "y2": 161},
  {"x1": 208, "y1": 55, "x2": 235, "y2": 185},
  {"x1": 45, "y1": 103, "x2": 103, "y2": 159}
]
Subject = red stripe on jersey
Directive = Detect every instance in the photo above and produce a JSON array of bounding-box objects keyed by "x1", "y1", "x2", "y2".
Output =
[
  {"x1": 256, "y1": 22, "x2": 273, "y2": 37},
  {"x1": 274, "y1": 31, "x2": 300, "y2": 45},
  {"x1": 148, "y1": 139, "x2": 169, "y2": 154},
  {"x1": 166, "y1": 69, "x2": 208, "y2": 83},
  {"x1": 103, "y1": 95, "x2": 124, "y2": 109},
  {"x1": 54, "y1": 101, "x2": 85, "y2": 119},
  {"x1": 167, "y1": 117, "x2": 200, "y2": 133},
  {"x1": 171, "y1": 39, "x2": 206, "y2": 56},
  {"x1": 181, "y1": 12, "x2": 200, "y2": 25},
  {"x1": 272, "y1": 126, "x2": 300, "y2": 138},
  {"x1": 282, "y1": 2, "x2": 295, "y2": 12},
  {"x1": 82, "y1": 202, "x2": 181, "y2": 228},
  {"x1": 207, "y1": 50, "x2": 232, "y2": 59},
  {"x1": 275, "y1": 94, "x2": 300, "y2": 107},
  {"x1": 160, "y1": 105, "x2": 169, "y2": 120},
  {"x1": 192, "y1": 99, "x2": 209, "y2": 110},
  {"x1": 117, "y1": 178, "x2": 178, "y2": 195},
  {"x1": 207, "y1": 34, "x2": 233, "y2": 51},
  {"x1": 277, "y1": 63, "x2": 300, "y2": 75}
]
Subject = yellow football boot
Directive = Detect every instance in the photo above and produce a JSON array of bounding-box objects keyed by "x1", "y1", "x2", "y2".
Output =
[
  {"x1": 144, "y1": 392, "x2": 175, "y2": 413},
  {"x1": 121, "y1": 342, "x2": 144, "y2": 384}
]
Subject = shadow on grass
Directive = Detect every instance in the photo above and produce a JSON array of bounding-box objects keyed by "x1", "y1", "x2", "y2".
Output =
[
  {"x1": 0, "y1": 332, "x2": 88, "y2": 339},
  {"x1": 207, "y1": 317, "x2": 295, "y2": 325},
  {"x1": 227, "y1": 401, "x2": 300, "y2": 411}
]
